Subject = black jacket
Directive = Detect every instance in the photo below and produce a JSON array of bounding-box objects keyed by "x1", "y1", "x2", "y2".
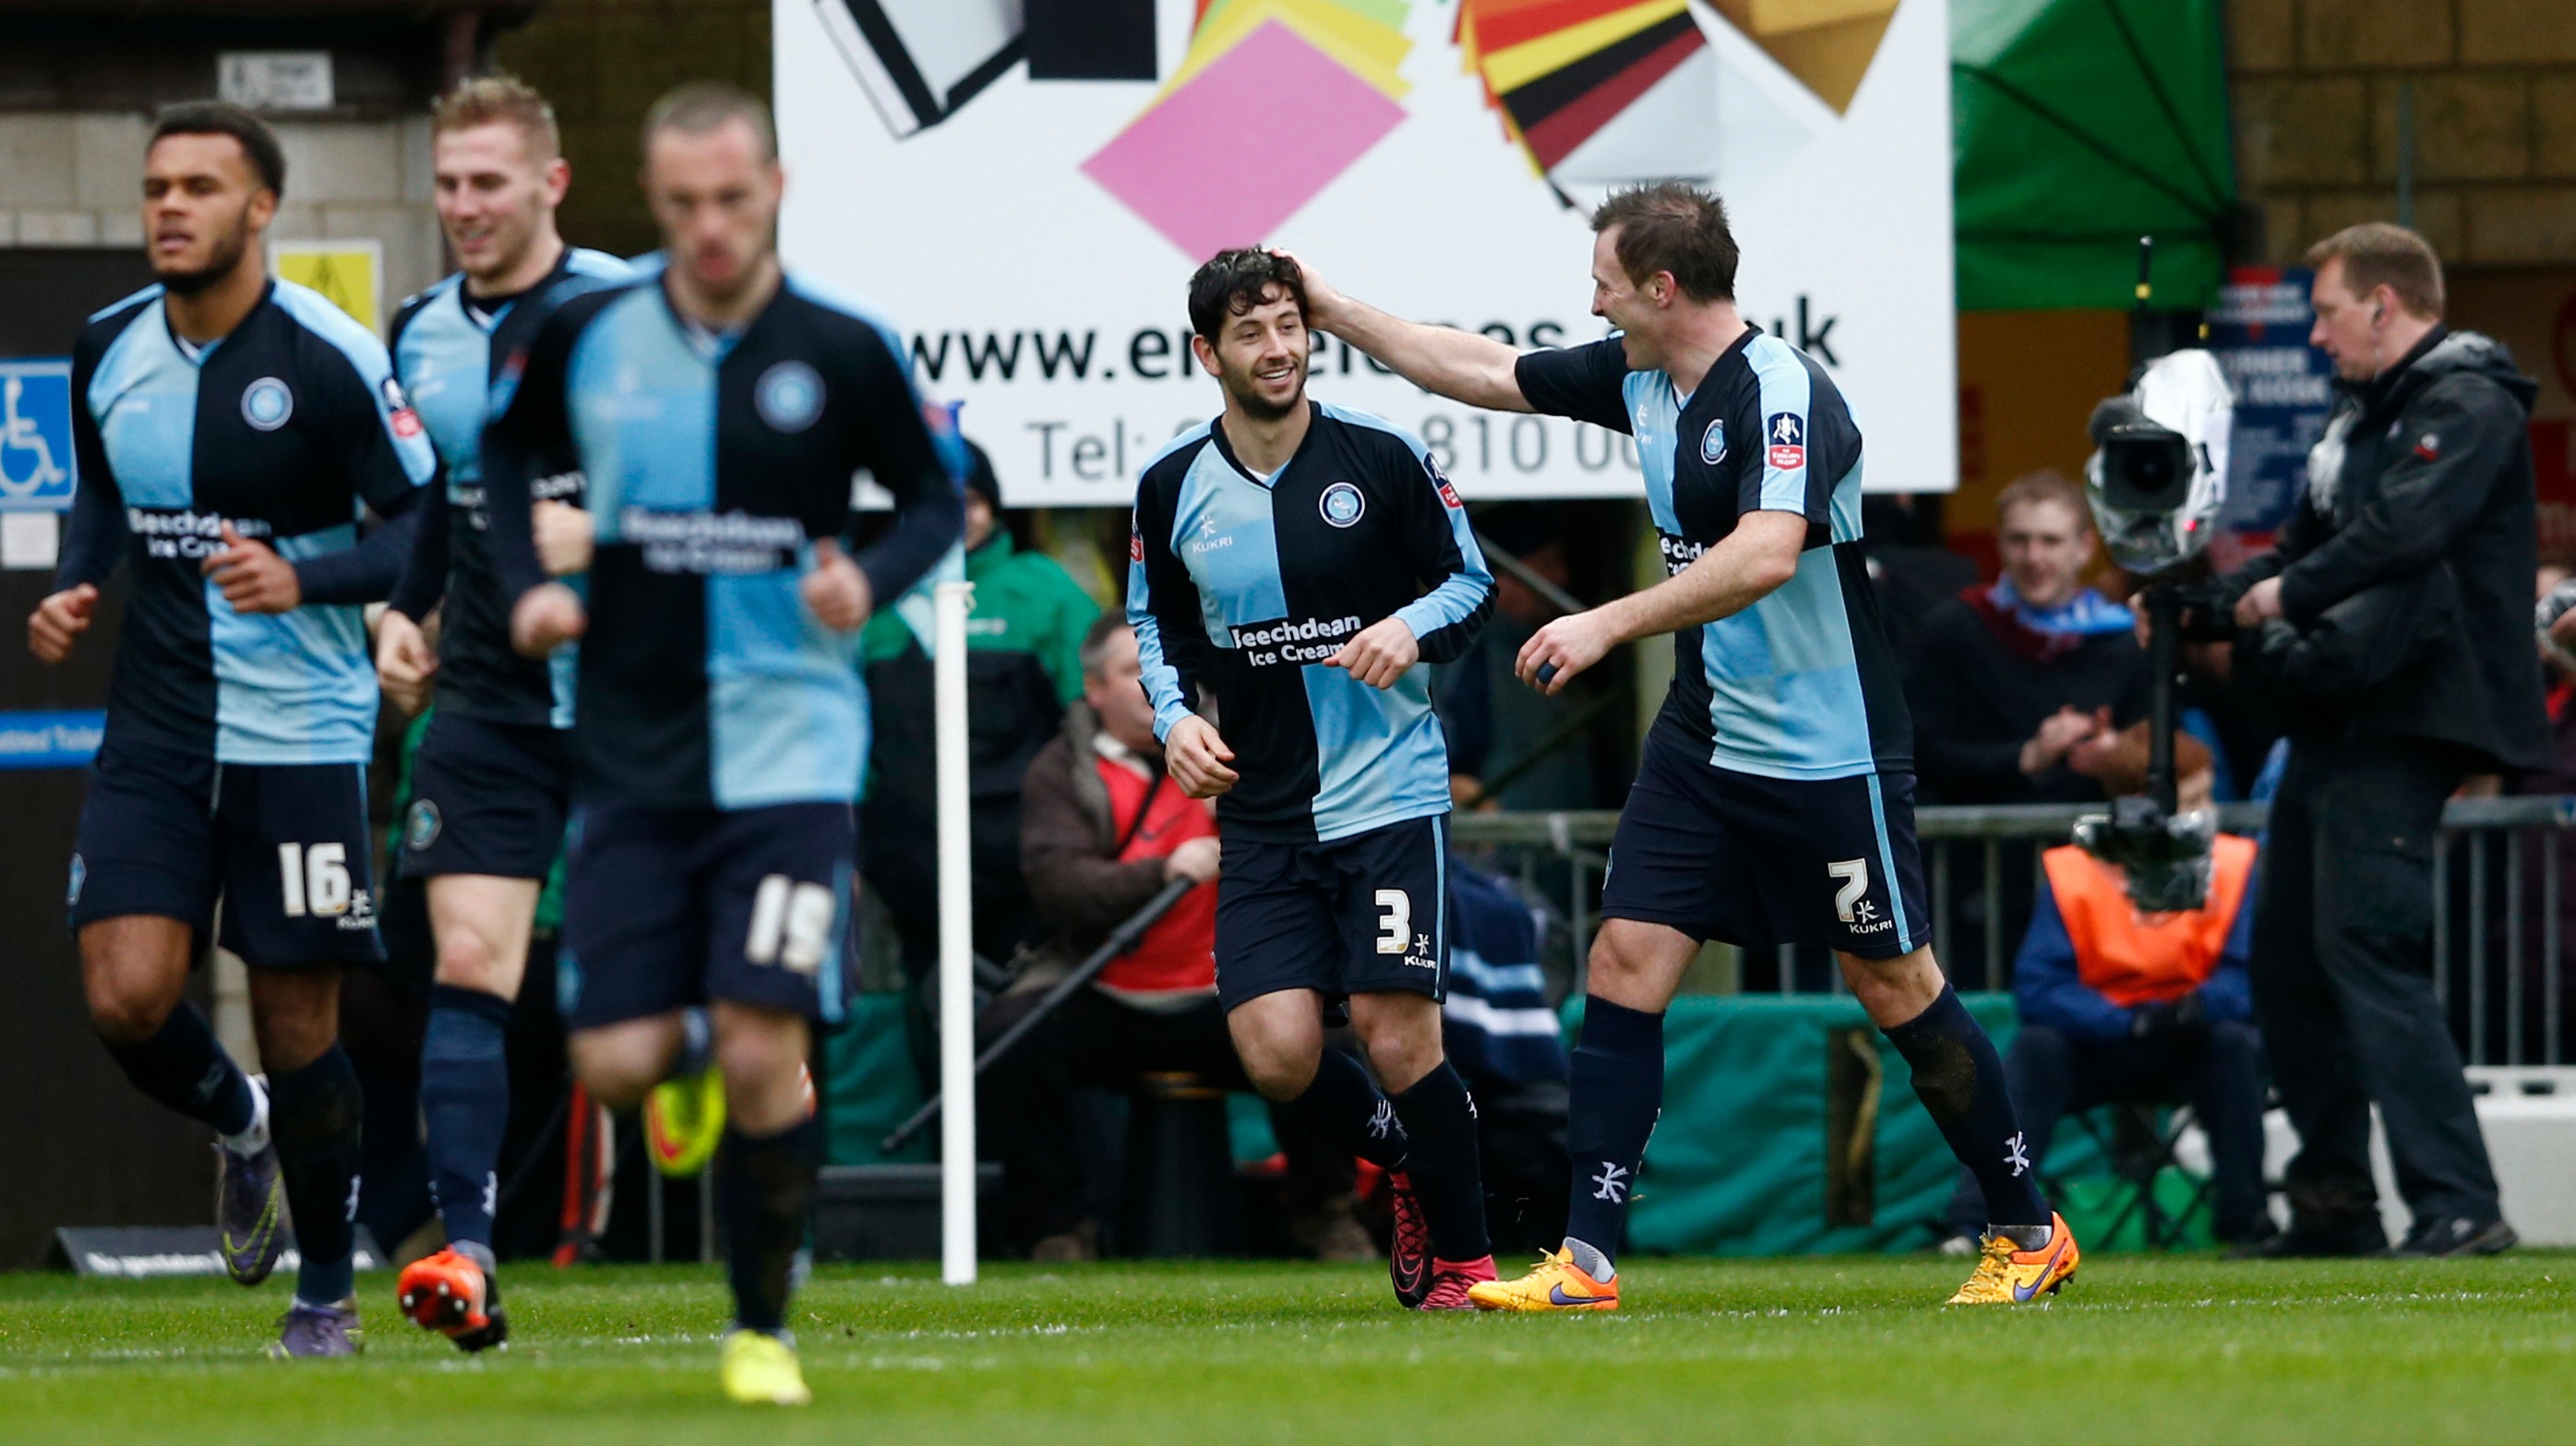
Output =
[
  {"x1": 1904, "y1": 591, "x2": 2153, "y2": 805},
  {"x1": 2227, "y1": 328, "x2": 2549, "y2": 772}
]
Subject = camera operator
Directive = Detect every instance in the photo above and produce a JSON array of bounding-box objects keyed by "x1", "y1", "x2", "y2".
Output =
[{"x1": 2223, "y1": 222, "x2": 2546, "y2": 1259}]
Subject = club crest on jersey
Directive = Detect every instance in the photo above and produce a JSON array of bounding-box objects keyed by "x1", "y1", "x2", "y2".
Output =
[
  {"x1": 1765, "y1": 412, "x2": 1805, "y2": 471},
  {"x1": 1700, "y1": 419, "x2": 1728, "y2": 465},
  {"x1": 404, "y1": 799, "x2": 442, "y2": 853},
  {"x1": 1425, "y1": 454, "x2": 1463, "y2": 509},
  {"x1": 1320, "y1": 481, "x2": 1366, "y2": 528},
  {"x1": 241, "y1": 376, "x2": 294, "y2": 431},
  {"x1": 378, "y1": 376, "x2": 424, "y2": 438},
  {"x1": 756, "y1": 361, "x2": 824, "y2": 433}
]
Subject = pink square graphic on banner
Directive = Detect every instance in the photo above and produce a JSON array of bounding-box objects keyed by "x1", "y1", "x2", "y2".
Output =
[{"x1": 1082, "y1": 20, "x2": 1407, "y2": 262}]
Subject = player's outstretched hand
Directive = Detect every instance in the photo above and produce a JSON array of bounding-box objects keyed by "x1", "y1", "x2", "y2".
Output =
[
  {"x1": 1163, "y1": 834, "x2": 1222, "y2": 885},
  {"x1": 376, "y1": 608, "x2": 438, "y2": 715},
  {"x1": 1267, "y1": 249, "x2": 1341, "y2": 329},
  {"x1": 533, "y1": 499, "x2": 594, "y2": 577},
  {"x1": 1166, "y1": 714, "x2": 1240, "y2": 799},
  {"x1": 801, "y1": 537, "x2": 873, "y2": 633},
  {"x1": 203, "y1": 522, "x2": 301, "y2": 614},
  {"x1": 1515, "y1": 608, "x2": 1616, "y2": 695},
  {"x1": 1326, "y1": 615, "x2": 1419, "y2": 689},
  {"x1": 511, "y1": 580, "x2": 587, "y2": 657},
  {"x1": 28, "y1": 583, "x2": 98, "y2": 664}
]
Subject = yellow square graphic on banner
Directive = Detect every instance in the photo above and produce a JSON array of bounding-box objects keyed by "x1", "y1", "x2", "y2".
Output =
[{"x1": 273, "y1": 241, "x2": 384, "y2": 335}]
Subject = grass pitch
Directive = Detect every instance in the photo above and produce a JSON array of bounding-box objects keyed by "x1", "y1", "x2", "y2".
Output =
[{"x1": 0, "y1": 1254, "x2": 2570, "y2": 1445}]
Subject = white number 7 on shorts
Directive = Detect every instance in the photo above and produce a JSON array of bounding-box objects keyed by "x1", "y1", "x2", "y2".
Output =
[{"x1": 1827, "y1": 858, "x2": 1869, "y2": 925}]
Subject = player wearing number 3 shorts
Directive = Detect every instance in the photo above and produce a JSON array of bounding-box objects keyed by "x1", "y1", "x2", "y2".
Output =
[
  {"x1": 1129, "y1": 250, "x2": 1499, "y2": 1310},
  {"x1": 1294, "y1": 183, "x2": 2077, "y2": 1311}
]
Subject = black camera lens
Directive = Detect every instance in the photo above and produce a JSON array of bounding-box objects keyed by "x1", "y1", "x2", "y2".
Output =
[{"x1": 2100, "y1": 424, "x2": 2193, "y2": 512}]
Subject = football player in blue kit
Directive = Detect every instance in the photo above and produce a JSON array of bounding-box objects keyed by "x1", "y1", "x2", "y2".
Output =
[
  {"x1": 1293, "y1": 183, "x2": 2079, "y2": 1310},
  {"x1": 27, "y1": 103, "x2": 438, "y2": 1356},
  {"x1": 485, "y1": 85, "x2": 962, "y2": 1404},
  {"x1": 373, "y1": 76, "x2": 631, "y2": 1353},
  {"x1": 1129, "y1": 250, "x2": 1501, "y2": 1310}
]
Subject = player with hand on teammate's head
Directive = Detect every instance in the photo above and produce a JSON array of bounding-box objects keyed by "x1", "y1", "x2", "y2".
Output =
[
  {"x1": 373, "y1": 75, "x2": 634, "y2": 1355},
  {"x1": 1293, "y1": 182, "x2": 2079, "y2": 1310},
  {"x1": 1129, "y1": 249, "x2": 1501, "y2": 1310},
  {"x1": 482, "y1": 83, "x2": 963, "y2": 1405},
  {"x1": 30, "y1": 101, "x2": 440, "y2": 1357}
]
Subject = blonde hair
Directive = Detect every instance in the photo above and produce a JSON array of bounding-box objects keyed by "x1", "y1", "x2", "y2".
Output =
[
  {"x1": 1995, "y1": 469, "x2": 2091, "y2": 532},
  {"x1": 431, "y1": 75, "x2": 561, "y2": 162}
]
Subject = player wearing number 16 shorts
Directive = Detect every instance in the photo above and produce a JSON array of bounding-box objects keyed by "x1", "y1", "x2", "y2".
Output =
[
  {"x1": 1128, "y1": 250, "x2": 1499, "y2": 1310},
  {"x1": 30, "y1": 103, "x2": 438, "y2": 1357},
  {"x1": 1294, "y1": 182, "x2": 2078, "y2": 1311}
]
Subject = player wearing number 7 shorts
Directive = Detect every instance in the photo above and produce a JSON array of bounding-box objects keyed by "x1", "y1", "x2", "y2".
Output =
[
  {"x1": 1291, "y1": 183, "x2": 2077, "y2": 1310},
  {"x1": 30, "y1": 103, "x2": 439, "y2": 1357},
  {"x1": 483, "y1": 85, "x2": 960, "y2": 1405},
  {"x1": 1129, "y1": 250, "x2": 1499, "y2": 1310}
]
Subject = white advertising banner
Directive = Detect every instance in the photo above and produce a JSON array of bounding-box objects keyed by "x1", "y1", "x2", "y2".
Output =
[{"x1": 777, "y1": 0, "x2": 1955, "y2": 506}]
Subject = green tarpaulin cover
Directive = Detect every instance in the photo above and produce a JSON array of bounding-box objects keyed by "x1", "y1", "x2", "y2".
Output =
[{"x1": 1953, "y1": 0, "x2": 2235, "y2": 311}]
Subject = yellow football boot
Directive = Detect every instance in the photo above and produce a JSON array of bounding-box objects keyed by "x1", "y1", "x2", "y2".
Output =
[
  {"x1": 720, "y1": 1329, "x2": 811, "y2": 1406},
  {"x1": 1946, "y1": 1213, "x2": 2081, "y2": 1305},
  {"x1": 644, "y1": 1068, "x2": 725, "y2": 1177},
  {"x1": 1465, "y1": 1248, "x2": 1620, "y2": 1312}
]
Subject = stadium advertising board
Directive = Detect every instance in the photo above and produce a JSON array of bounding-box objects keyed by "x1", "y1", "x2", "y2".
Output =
[{"x1": 777, "y1": 0, "x2": 1956, "y2": 505}]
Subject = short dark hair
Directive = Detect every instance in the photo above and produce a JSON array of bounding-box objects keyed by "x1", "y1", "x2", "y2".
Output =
[
  {"x1": 2306, "y1": 221, "x2": 2444, "y2": 320},
  {"x1": 642, "y1": 82, "x2": 776, "y2": 164},
  {"x1": 1589, "y1": 182, "x2": 1737, "y2": 302},
  {"x1": 1078, "y1": 612, "x2": 1133, "y2": 677},
  {"x1": 150, "y1": 102, "x2": 286, "y2": 197},
  {"x1": 1188, "y1": 248, "x2": 1308, "y2": 342}
]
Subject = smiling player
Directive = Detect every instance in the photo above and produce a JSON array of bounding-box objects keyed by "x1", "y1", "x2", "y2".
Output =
[
  {"x1": 1296, "y1": 183, "x2": 2079, "y2": 1309},
  {"x1": 1128, "y1": 249, "x2": 1499, "y2": 1311}
]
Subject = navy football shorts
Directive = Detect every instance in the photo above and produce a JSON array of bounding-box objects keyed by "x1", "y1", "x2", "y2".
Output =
[
  {"x1": 1600, "y1": 729, "x2": 1930, "y2": 960},
  {"x1": 401, "y1": 711, "x2": 570, "y2": 881},
  {"x1": 68, "y1": 735, "x2": 386, "y2": 967},
  {"x1": 1215, "y1": 813, "x2": 1448, "y2": 1011},
  {"x1": 557, "y1": 801, "x2": 856, "y2": 1031}
]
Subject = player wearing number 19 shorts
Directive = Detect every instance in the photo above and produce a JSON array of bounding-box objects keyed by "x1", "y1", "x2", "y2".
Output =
[
  {"x1": 29, "y1": 103, "x2": 438, "y2": 1357},
  {"x1": 1296, "y1": 182, "x2": 2077, "y2": 1311},
  {"x1": 484, "y1": 84, "x2": 962, "y2": 1405},
  {"x1": 1129, "y1": 250, "x2": 1499, "y2": 1310}
]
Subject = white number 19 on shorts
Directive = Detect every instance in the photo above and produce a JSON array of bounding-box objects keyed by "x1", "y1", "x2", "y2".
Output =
[{"x1": 746, "y1": 875, "x2": 836, "y2": 975}]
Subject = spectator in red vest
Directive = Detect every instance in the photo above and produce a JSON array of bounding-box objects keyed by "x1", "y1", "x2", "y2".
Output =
[
  {"x1": 983, "y1": 615, "x2": 1370, "y2": 1261},
  {"x1": 1939, "y1": 727, "x2": 2274, "y2": 1249}
]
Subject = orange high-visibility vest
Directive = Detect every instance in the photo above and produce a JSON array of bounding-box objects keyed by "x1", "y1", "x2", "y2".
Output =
[{"x1": 2041, "y1": 835, "x2": 2257, "y2": 1008}]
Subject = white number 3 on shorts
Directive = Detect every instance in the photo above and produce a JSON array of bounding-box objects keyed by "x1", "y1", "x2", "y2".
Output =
[{"x1": 1374, "y1": 888, "x2": 1411, "y2": 954}]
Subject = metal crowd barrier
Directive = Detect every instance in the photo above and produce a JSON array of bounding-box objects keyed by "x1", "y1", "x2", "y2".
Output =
[{"x1": 1450, "y1": 795, "x2": 2576, "y2": 1068}]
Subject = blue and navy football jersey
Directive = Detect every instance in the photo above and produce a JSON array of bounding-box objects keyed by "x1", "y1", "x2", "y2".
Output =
[
  {"x1": 482, "y1": 271, "x2": 964, "y2": 811},
  {"x1": 386, "y1": 246, "x2": 632, "y2": 728},
  {"x1": 1516, "y1": 329, "x2": 1909, "y2": 781},
  {"x1": 1128, "y1": 400, "x2": 1493, "y2": 842},
  {"x1": 57, "y1": 279, "x2": 439, "y2": 765}
]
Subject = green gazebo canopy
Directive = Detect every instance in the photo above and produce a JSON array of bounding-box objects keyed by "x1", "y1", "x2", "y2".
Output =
[{"x1": 1952, "y1": 0, "x2": 2235, "y2": 311}]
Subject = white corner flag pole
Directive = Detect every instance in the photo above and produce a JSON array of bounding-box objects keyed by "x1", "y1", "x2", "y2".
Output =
[{"x1": 932, "y1": 579, "x2": 977, "y2": 1285}]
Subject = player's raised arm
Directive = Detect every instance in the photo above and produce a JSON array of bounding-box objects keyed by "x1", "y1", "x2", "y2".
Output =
[
  {"x1": 272, "y1": 317, "x2": 440, "y2": 606},
  {"x1": 1286, "y1": 252, "x2": 1534, "y2": 414}
]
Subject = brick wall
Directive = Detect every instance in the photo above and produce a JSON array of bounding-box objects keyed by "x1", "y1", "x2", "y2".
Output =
[
  {"x1": 493, "y1": 0, "x2": 773, "y2": 258},
  {"x1": 2233, "y1": 0, "x2": 2576, "y2": 266},
  {"x1": 0, "y1": 112, "x2": 443, "y2": 310}
]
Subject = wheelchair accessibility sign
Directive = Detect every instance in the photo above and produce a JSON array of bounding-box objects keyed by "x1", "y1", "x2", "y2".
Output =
[{"x1": 1, "y1": 359, "x2": 77, "y2": 511}]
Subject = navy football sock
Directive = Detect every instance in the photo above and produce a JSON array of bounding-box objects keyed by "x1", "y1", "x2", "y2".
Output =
[
  {"x1": 268, "y1": 1045, "x2": 364, "y2": 1305},
  {"x1": 101, "y1": 1002, "x2": 257, "y2": 1138},
  {"x1": 1388, "y1": 1061, "x2": 1491, "y2": 1262},
  {"x1": 421, "y1": 985, "x2": 513, "y2": 1249},
  {"x1": 718, "y1": 1116, "x2": 821, "y2": 1335},
  {"x1": 1561, "y1": 997, "x2": 1663, "y2": 1273},
  {"x1": 1282, "y1": 1046, "x2": 1410, "y2": 1171},
  {"x1": 1883, "y1": 985, "x2": 2048, "y2": 1229}
]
